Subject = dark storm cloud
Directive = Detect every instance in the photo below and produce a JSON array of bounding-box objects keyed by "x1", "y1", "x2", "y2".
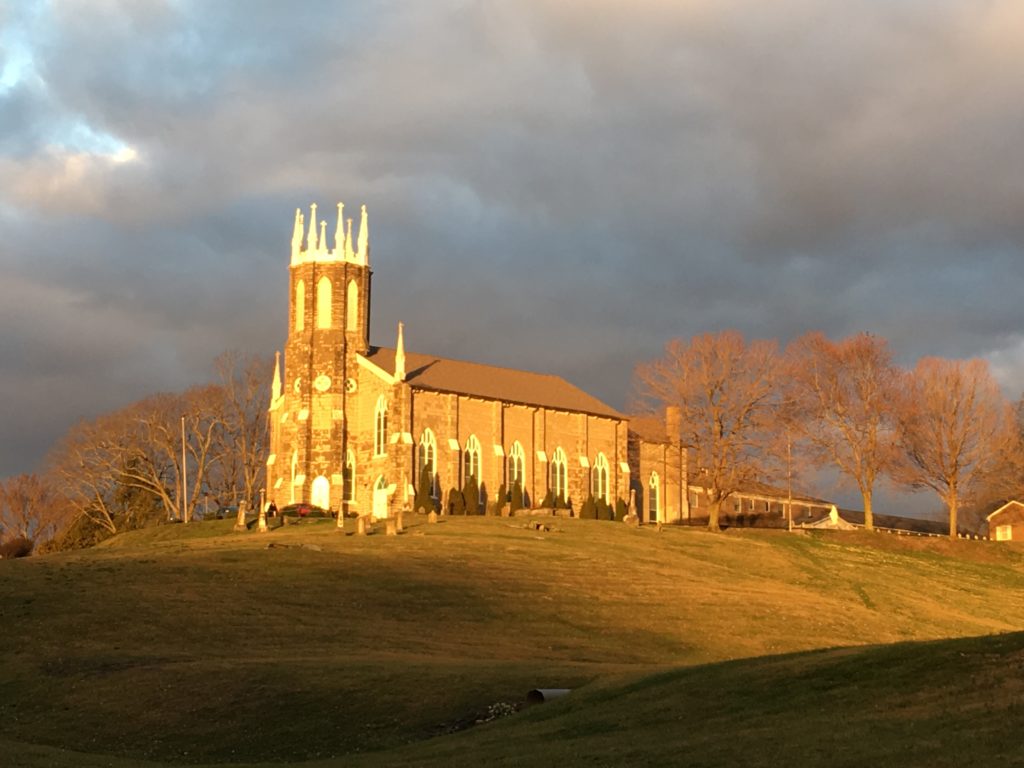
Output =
[{"x1": 4, "y1": 0, "x2": 1024, "y2": 485}]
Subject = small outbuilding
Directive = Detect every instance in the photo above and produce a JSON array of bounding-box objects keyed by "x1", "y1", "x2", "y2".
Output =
[{"x1": 986, "y1": 501, "x2": 1024, "y2": 542}]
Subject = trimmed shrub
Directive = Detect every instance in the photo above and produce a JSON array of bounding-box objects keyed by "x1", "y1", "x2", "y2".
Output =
[
  {"x1": 463, "y1": 476, "x2": 481, "y2": 516},
  {"x1": 510, "y1": 482, "x2": 524, "y2": 513},
  {"x1": 448, "y1": 487, "x2": 465, "y2": 516},
  {"x1": 615, "y1": 498, "x2": 628, "y2": 522},
  {"x1": 580, "y1": 495, "x2": 598, "y2": 520},
  {"x1": 414, "y1": 467, "x2": 438, "y2": 514},
  {"x1": 0, "y1": 537, "x2": 34, "y2": 559},
  {"x1": 540, "y1": 489, "x2": 555, "y2": 509},
  {"x1": 596, "y1": 498, "x2": 613, "y2": 521}
]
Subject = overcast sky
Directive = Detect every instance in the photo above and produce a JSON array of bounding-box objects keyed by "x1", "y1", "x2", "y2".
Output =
[{"x1": 3, "y1": 0, "x2": 1023, "y2": 514}]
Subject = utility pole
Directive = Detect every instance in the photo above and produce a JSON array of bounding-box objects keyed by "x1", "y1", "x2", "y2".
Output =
[
  {"x1": 181, "y1": 415, "x2": 188, "y2": 523},
  {"x1": 786, "y1": 430, "x2": 793, "y2": 532}
]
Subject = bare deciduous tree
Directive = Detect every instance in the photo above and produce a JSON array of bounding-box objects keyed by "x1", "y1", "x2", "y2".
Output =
[
  {"x1": 208, "y1": 352, "x2": 271, "y2": 508},
  {"x1": 117, "y1": 386, "x2": 225, "y2": 522},
  {"x1": 634, "y1": 331, "x2": 780, "y2": 532},
  {"x1": 896, "y1": 357, "x2": 1016, "y2": 540},
  {"x1": 47, "y1": 414, "x2": 126, "y2": 535},
  {"x1": 785, "y1": 332, "x2": 901, "y2": 530},
  {"x1": 0, "y1": 474, "x2": 58, "y2": 542}
]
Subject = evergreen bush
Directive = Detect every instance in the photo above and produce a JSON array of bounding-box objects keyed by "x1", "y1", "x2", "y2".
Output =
[
  {"x1": 448, "y1": 487, "x2": 465, "y2": 515},
  {"x1": 580, "y1": 495, "x2": 598, "y2": 520},
  {"x1": 596, "y1": 498, "x2": 612, "y2": 520},
  {"x1": 0, "y1": 536, "x2": 34, "y2": 559},
  {"x1": 414, "y1": 467, "x2": 437, "y2": 514},
  {"x1": 540, "y1": 489, "x2": 555, "y2": 509},
  {"x1": 510, "y1": 482, "x2": 524, "y2": 513},
  {"x1": 463, "y1": 476, "x2": 481, "y2": 516},
  {"x1": 615, "y1": 498, "x2": 628, "y2": 522}
]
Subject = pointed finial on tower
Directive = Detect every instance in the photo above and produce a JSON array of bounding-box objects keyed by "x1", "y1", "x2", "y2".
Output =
[
  {"x1": 318, "y1": 220, "x2": 327, "y2": 254},
  {"x1": 271, "y1": 351, "x2": 282, "y2": 401},
  {"x1": 334, "y1": 203, "x2": 344, "y2": 253},
  {"x1": 395, "y1": 321, "x2": 406, "y2": 382},
  {"x1": 290, "y1": 208, "x2": 303, "y2": 262},
  {"x1": 307, "y1": 203, "x2": 318, "y2": 253},
  {"x1": 344, "y1": 218, "x2": 354, "y2": 261},
  {"x1": 357, "y1": 204, "x2": 369, "y2": 263}
]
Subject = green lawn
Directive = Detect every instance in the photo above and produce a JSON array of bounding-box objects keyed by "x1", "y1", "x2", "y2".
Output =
[{"x1": 1, "y1": 516, "x2": 1023, "y2": 766}]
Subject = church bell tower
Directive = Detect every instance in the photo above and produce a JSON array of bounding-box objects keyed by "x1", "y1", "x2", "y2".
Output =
[{"x1": 266, "y1": 201, "x2": 372, "y2": 511}]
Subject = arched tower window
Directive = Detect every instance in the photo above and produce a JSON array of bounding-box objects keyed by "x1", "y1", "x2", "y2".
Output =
[
  {"x1": 508, "y1": 441, "x2": 525, "y2": 490},
  {"x1": 464, "y1": 435, "x2": 481, "y2": 481},
  {"x1": 418, "y1": 429, "x2": 437, "y2": 495},
  {"x1": 649, "y1": 472, "x2": 660, "y2": 523},
  {"x1": 593, "y1": 453, "x2": 609, "y2": 503},
  {"x1": 347, "y1": 280, "x2": 359, "y2": 331},
  {"x1": 295, "y1": 279, "x2": 305, "y2": 332},
  {"x1": 344, "y1": 449, "x2": 356, "y2": 503},
  {"x1": 374, "y1": 396, "x2": 388, "y2": 456},
  {"x1": 550, "y1": 447, "x2": 567, "y2": 503},
  {"x1": 316, "y1": 276, "x2": 332, "y2": 329}
]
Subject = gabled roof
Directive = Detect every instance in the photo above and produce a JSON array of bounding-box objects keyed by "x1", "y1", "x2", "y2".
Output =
[
  {"x1": 628, "y1": 415, "x2": 671, "y2": 444},
  {"x1": 363, "y1": 346, "x2": 624, "y2": 420},
  {"x1": 986, "y1": 500, "x2": 1024, "y2": 522}
]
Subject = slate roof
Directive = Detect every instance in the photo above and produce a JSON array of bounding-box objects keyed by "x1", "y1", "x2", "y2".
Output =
[{"x1": 363, "y1": 346, "x2": 624, "y2": 420}]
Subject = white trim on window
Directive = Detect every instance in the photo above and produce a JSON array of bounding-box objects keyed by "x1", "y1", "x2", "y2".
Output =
[{"x1": 374, "y1": 395, "x2": 388, "y2": 456}]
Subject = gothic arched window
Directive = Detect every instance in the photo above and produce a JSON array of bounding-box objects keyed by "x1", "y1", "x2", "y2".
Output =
[
  {"x1": 418, "y1": 429, "x2": 437, "y2": 495},
  {"x1": 316, "y1": 276, "x2": 332, "y2": 329},
  {"x1": 593, "y1": 453, "x2": 609, "y2": 503},
  {"x1": 464, "y1": 435, "x2": 481, "y2": 481},
  {"x1": 508, "y1": 441, "x2": 525, "y2": 490},
  {"x1": 649, "y1": 472, "x2": 660, "y2": 523},
  {"x1": 550, "y1": 447, "x2": 567, "y2": 503},
  {"x1": 374, "y1": 396, "x2": 388, "y2": 456},
  {"x1": 295, "y1": 279, "x2": 306, "y2": 332},
  {"x1": 346, "y1": 280, "x2": 359, "y2": 331}
]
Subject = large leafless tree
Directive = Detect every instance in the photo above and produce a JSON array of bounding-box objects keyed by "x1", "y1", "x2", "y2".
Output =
[
  {"x1": 207, "y1": 352, "x2": 272, "y2": 508},
  {"x1": 785, "y1": 332, "x2": 901, "y2": 530},
  {"x1": 634, "y1": 331, "x2": 781, "y2": 532},
  {"x1": 0, "y1": 474, "x2": 59, "y2": 542},
  {"x1": 46, "y1": 352, "x2": 271, "y2": 540},
  {"x1": 896, "y1": 357, "x2": 1016, "y2": 540}
]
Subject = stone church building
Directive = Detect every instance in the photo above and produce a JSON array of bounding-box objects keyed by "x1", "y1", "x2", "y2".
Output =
[{"x1": 266, "y1": 201, "x2": 831, "y2": 524}]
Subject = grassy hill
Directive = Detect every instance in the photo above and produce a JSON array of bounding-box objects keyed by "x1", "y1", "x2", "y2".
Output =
[{"x1": 1, "y1": 516, "x2": 1023, "y2": 766}]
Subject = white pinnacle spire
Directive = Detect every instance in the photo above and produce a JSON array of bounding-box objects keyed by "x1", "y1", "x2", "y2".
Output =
[
  {"x1": 290, "y1": 208, "x2": 303, "y2": 263},
  {"x1": 334, "y1": 202, "x2": 344, "y2": 253},
  {"x1": 318, "y1": 220, "x2": 327, "y2": 254},
  {"x1": 395, "y1": 321, "x2": 406, "y2": 382},
  {"x1": 307, "y1": 203, "x2": 318, "y2": 253},
  {"x1": 357, "y1": 204, "x2": 369, "y2": 263},
  {"x1": 344, "y1": 218, "x2": 354, "y2": 261},
  {"x1": 271, "y1": 351, "x2": 282, "y2": 401}
]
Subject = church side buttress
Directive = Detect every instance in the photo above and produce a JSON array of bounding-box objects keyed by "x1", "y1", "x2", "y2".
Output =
[{"x1": 267, "y1": 202, "x2": 372, "y2": 511}]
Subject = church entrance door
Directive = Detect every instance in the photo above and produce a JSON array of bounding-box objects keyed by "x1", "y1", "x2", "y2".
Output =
[
  {"x1": 311, "y1": 475, "x2": 330, "y2": 510},
  {"x1": 373, "y1": 476, "x2": 389, "y2": 519}
]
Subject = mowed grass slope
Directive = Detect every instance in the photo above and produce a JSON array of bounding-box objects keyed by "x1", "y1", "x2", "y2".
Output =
[{"x1": 1, "y1": 516, "x2": 1023, "y2": 767}]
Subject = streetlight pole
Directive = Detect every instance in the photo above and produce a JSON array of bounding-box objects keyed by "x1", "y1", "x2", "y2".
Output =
[
  {"x1": 786, "y1": 430, "x2": 793, "y2": 532},
  {"x1": 181, "y1": 415, "x2": 188, "y2": 523}
]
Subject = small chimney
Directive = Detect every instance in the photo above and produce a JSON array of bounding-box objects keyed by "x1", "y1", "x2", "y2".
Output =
[{"x1": 666, "y1": 406, "x2": 681, "y2": 445}]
